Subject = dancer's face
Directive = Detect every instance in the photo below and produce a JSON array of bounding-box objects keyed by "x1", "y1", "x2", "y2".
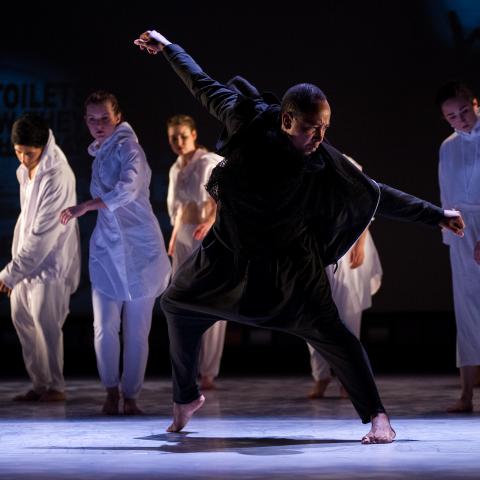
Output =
[
  {"x1": 441, "y1": 96, "x2": 478, "y2": 133},
  {"x1": 168, "y1": 124, "x2": 197, "y2": 157},
  {"x1": 85, "y1": 101, "x2": 121, "y2": 145},
  {"x1": 13, "y1": 144, "x2": 43, "y2": 171},
  {"x1": 281, "y1": 100, "x2": 331, "y2": 155}
]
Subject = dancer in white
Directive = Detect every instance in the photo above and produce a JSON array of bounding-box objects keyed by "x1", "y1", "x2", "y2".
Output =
[
  {"x1": 167, "y1": 114, "x2": 226, "y2": 390},
  {"x1": 60, "y1": 91, "x2": 171, "y2": 415},
  {"x1": 308, "y1": 157, "x2": 382, "y2": 399},
  {"x1": 437, "y1": 81, "x2": 480, "y2": 413},
  {"x1": 0, "y1": 113, "x2": 80, "y2": 402}
]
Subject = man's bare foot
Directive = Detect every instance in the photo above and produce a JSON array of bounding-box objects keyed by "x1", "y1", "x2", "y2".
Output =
[
  {"x1": 446, "y1": 399, "x2": 473, "y2": 413},
  {"x1": 307, "y1": 378, "x2": 331, "y2": 399},
  {"x1": 102, "y1": 387, "x2": 119, "y2": 415},
  {"x1": 200, "y1": 376, "x2": 216, "y2": 390},
  {"x1": 166, "y1": 395, "x2": 205, "y2": 432},
  {"x1": 361, "y1": 413, "x2": 396, "y2": 444},
  {"x1": 124, "y1": 398, "x2": 143, "y2": 415}
]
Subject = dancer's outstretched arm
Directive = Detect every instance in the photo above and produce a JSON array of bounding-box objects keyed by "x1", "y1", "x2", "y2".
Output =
[
  {"x1": 376, "y1": 183, "x2": 464, "y2": 236},
  {"x1": 134, "y1": 30, "x2": 265, "y2": 137}
]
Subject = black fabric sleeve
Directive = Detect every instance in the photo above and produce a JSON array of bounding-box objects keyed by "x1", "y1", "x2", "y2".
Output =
[
  {"x1": 376, "y1": 183, "x2": 445, "y2": 226},
  {"x1": 162, "y1": 44, "x2": 264, "y2": 137}
]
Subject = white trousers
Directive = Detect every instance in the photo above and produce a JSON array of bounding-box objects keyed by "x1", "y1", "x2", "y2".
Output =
[
  {"x1": 11, "y1": 281, "x2": 70, "y2": 393},
  {"x1": 92, "y1": 289, "x2": 156, "y2": 399},
  {"x1": 173, "y1": 223, "x2": 227, "y2": 378}
]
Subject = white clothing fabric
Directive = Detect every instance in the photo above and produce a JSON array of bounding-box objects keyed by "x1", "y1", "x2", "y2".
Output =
[
  {"x1": 11, "y1": 281, "x2": 70, "y2": 392},
  {"x1": 168, "y1": 149, "x2": 226, "y2": 378},
  {"x1": 167, "y1": 148, "x2": 222, "y2": 225},
  {"x1": 92, "y1": 288, "x2": 156, "y2": 399},
  {"x1": 439, "y1": 115, "x2": 480, "y2": 367},
  {"x1": 89, "y1": 122, "x2": 171, "y2": 301},
  {"x1": 17, "y1": 180, "x2": 34, "y2": 253},
  {"x1": 0, "y1": 130, "x2": 80, "y2": 291},
  {"x1": 308, "y1": 230, "x2": 383, "y2": 381}
]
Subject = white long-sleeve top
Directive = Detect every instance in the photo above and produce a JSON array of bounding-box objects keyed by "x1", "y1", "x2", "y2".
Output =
[
  {"x1": 167, "y1": 148, "x2": 222, "y2": 225},
  {"x1": 88, "y1": 122, "x2": 171, "y2": 300},
  {"x1": 439, "y1": 115, "x2": 480, "y2": 245},
  {"x1": 0, "y1": 130, "x2": 81, "y2": 292}
]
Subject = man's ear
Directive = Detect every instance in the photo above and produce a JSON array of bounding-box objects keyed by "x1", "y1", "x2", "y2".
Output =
[
  {"x1": 281, "y1": 112, "x2": 293, "y2": 131},
  {"x1": 473, "y1": 97, "x2": 479, "y2": 114}
]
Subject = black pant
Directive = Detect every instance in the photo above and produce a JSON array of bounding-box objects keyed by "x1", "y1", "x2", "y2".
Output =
[{"x1": 161, "y1": 232, "x2": 385, "y2": 423}]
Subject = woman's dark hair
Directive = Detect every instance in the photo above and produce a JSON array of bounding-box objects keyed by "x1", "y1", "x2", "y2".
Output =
[
  {"x1": 281, "y1": 83, "x2": 327, "y2": 116},
  {"x1": 84, "y1": 90, "x2": 122, "y2": 118},
  {"x1": 435, "y1": 81, "x2": 475, "y2": 109},
  {"x1": 11, "y1": 113, "x2": 49, "y2": 147},
  {"x1": 166, "y1": 114, "x2": 197, "y2": 131}
]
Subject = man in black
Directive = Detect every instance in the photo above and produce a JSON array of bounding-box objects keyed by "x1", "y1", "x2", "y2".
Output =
[{"x1": 134, "y1": 30, "x2": 465, "y2": 443}]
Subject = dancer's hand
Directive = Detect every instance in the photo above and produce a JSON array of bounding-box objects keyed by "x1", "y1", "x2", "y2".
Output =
[
  {"x1": 60, "y1": 204, "x2": 88, "y2": 225},
  {"x1": 193, "y1": 221, "x2": 214, "y2": 241},
  {"x1": 440, "y1": 210, "x2": 465, "y2": 237},
  {"x1": 474, "y1": 241, "x2": 480, "y2": 265},
  {"x1": 134, "y1": 30, "x2": 171, "y2": 54}
]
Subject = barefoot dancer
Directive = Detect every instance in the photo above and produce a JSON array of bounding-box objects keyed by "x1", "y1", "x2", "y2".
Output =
[
  {"x1": 0, "y1": 114, "x2": 80, "y2": 403},
  {"x1": 437, "y1": 81, "x2": 480, "y2": 413},
  {"x1": 134, "y1": 30, "x2": 464, "y2": 442},
  {"x1": 60, "y1": 91, "x2": 171, "y2": 415}
]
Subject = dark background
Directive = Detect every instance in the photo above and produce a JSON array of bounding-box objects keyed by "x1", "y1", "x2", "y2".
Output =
[{"x1": 0, "y1": 1, "x2": 479, "y2": 377}]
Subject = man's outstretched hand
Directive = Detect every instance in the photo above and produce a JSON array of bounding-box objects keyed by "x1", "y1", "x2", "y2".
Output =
[
  {"x1": 134, "y1": 30, "x2": 171, "y2": 54},
  {"x1": 440, "y1": 209, "x2": 465, "y2": 237}
]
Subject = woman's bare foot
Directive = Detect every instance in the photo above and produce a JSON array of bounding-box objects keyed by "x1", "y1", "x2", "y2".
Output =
[
  {"x1": 446, "y1": 399, "x2": 473, "y2": 413},
  {"x1": 102, "y1": 387, "x2": 119, "y2": 415},
  {"x1": 307, "y1": 378, "x2": 331, "y2": 399},
  {"x1": 200, "y1": 376, "x2": 216, "y2": 390},
  {"x1": 361, "y1": 413, "x2": 396, "y2": 444},
  {"x1": 124, "y1": 398, "x2": 143, "y2": 415},
  {"x1": 166, "y1": 395, "x2": 205, "y2": 432}
]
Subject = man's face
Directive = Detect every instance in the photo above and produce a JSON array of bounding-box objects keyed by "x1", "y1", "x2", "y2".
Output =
[
  {"x1": 281, "y1": 100, "x2": 331, "y2": 155},
  {"x1": 14, "y1": 145, "x2": 43, "y2": 171},
  {"x1": 441, "y1": 97, "x2": 478, "y2": 133}
]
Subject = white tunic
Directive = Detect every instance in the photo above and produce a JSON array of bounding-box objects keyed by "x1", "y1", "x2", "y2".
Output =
[
  {"x1": 167, "y1": 148, "x2": 222, "y2": 226},
  {"x1": 439, "y1": 115, "x2": 480, "y2": 366},
  {"x1": 0, "y1": 130, "x2": 80, "y2": 292},
  {"x1": 89, "y1": 122, "x2": 171, "y2": 300}
]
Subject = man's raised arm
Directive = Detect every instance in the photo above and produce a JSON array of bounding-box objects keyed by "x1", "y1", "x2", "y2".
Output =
[{"x1": 134, "y1": 30, "x2": 263, "y2": 136}]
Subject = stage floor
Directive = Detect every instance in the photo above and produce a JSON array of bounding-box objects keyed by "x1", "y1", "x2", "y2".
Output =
[{"x1": 0, "y1": 375, "x2": 479, "y2": 479}]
